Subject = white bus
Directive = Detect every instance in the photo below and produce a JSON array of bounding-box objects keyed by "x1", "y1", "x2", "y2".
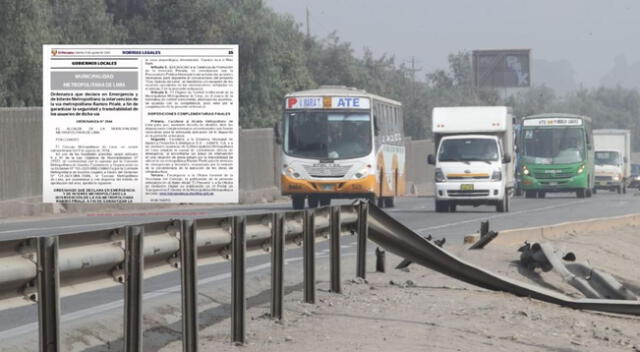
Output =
[{"x1": 276, "y1": 86, "x2": 405, "y2": 209}]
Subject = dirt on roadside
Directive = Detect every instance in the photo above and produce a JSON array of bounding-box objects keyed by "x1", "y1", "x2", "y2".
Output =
[{"x1": 158, "y1": 223, "x2": 640, "y2": 352}]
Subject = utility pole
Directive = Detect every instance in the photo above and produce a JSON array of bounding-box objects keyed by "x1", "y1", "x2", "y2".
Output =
[{"x1": 306, "y1": 7, "x2": 310, "y2": 39}]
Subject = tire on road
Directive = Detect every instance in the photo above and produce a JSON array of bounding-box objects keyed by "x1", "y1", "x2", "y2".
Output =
[
  {"x1": 435, "y1": 200, "x2": 449, "y2": 213},
  {"x1": 292, "y1": 196, "x2": 305, "y2": 209}
]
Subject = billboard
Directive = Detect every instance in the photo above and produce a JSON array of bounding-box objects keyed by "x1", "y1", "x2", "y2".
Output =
[{"x1": 473, "y1": 49, "x2": 531, "y2": 88}]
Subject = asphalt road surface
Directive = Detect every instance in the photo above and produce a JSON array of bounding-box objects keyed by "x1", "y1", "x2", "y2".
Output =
[{"x1": 1, "y1": 191, "x2": 639, "y2": 343}]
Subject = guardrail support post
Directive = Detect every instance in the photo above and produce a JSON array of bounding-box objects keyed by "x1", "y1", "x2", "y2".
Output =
[
  {"x1": 271, "y1": 213, "x2": 285, "y2": 320},
  {"x1": 180, "y1": 220, "x2": 199, "y2": 352},
  {"x1": 330, "y1": 206, "x2": 341, "y2": 293},
  {"x1": 480, "y1": 221, "x2": 489, "y2": 237},
  {"x1": 303, "y1": 210, "x2": 316, "y2": 303},
  {"x1": 231, "y1": 216, "x2": 246, "y2": 344},
  {"x1": 375, "y1": 247, "x2": 386, "y2": 273},
  {"x1": 37, "y1": 236, "x2": 60, "y2": 352},
  {"x1": 356, "y1": 201, "x2": 369, "y2": 279},
  {"x1": 124, "y1": 225, "x2": 144, "y2": 352}
]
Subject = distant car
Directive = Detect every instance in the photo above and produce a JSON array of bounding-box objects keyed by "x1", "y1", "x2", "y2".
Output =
[{"x1": 630, "y1": 163, "x2": 640, "y2": 189}]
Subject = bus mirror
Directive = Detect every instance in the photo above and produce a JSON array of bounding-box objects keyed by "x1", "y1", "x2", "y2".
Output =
[
  {"x1": 502, "y1": 154, "x2": 512, "y2": 164},
  {"x1": 427, "y1": 154, "x2": 436, "y2": 165},
  {"x1": 274, "y1": 122, "x2": 282, "y2": 145}
]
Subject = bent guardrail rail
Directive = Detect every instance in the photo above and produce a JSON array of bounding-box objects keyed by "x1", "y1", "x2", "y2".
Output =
[{"x1": 366, "y1": 203, "x2": 640, "y2": 315}]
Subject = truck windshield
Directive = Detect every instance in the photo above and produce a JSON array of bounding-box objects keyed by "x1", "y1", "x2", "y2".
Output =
[
  {"x1": 284, "y1": 111, "x2": 372, "y2": 160},
  {"x1": 595, "y1": 151, "x2": 621, "y2": 166},
  {"x1": 522, "y1": 127, "x2": 585, "y2": 164},
  {"x1": 438, "y1": 138, "x2": 499, "y2": 162}
]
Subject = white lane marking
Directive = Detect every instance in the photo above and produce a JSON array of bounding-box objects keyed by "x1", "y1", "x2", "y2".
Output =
[
  {"x1": 0, "y1": 221, "x2": 126, "y2": 235},
  {"x1": 414, "y1": 200, "x2": 581, "y2": 233}
]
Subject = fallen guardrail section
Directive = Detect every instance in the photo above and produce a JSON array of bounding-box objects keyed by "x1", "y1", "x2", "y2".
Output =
[
  {"x1": 2, "y1": 202, "x2": 640, "y2": 351},
  {"x1": 367, "y1": 204, "x2": 640, "y2": 315}
]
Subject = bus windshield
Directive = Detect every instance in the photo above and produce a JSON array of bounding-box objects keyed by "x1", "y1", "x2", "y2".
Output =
[
  {"x1": 522, "y1": 127, "x2": 585, "y2": 164},
  {"x1": 284, "y1": 111, "x2": 372, "y2": 160},
  {"x1": 438, "y1": 138, "x2": 499, "y2": 162},
  {"x1": 595, "y1": 151, "x2": 621, "y2": 166}
]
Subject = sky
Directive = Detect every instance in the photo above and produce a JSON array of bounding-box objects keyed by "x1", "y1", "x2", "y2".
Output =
[{"x1": 265, "y1": 0, "x2": 640, "y2": 89}]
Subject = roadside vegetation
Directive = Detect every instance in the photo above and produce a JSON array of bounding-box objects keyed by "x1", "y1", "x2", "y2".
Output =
[{"x1": 1, "y1": 0, "x2": 638, "y2": 149}]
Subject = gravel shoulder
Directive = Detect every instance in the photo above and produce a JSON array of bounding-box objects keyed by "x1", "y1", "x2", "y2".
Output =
[{"x1": 156, "y1": 222, "x2": 640, "y2": 352}]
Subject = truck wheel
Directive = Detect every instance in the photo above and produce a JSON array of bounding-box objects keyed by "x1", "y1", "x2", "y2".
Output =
[
  {"x1": 435, "y1": 200, "x2": 449, "y2": 213},
  {"x1": 292, "y1": 196, "x2": 305, "y2": 210},
  {"x1": 576, "y1": 189, "x2": 586, "y2": 198},
  {"x1": 525, "y1": 191, "x2": 536, "y2": 199},
  {"x1": 308, "y1": 197, "x2": 319, "y2": 208},
  {"x1": 383, "y1": 197, "x2": 395, "y2": 208},
  {"x1": 586, "y1": 188, "x2": 592, "y2": 198},
  {"x1": 504, "y1": 190, "x2": 510, "y2": 212},
  {"x1": 497, "y1": 195, "x2": 508, "y2": 212},
  {"x1": 449, "y1": 203, "x2": 457, "y2": 212},
  {"x1": 538, "y1": 191, "x2": 546, "y2": 199}
]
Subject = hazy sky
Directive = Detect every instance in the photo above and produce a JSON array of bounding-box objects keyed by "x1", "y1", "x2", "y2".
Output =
[{"x1": 265, "y1": 0, "x2": 639, "y2": 87}]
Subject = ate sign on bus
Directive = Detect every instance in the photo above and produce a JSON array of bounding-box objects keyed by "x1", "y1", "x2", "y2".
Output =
[
  {"x1": 286, "y1": 96, "x2": 370, "y2": 109},
  {"x1": 523, "y1": 118, "x2": 583, "y2": 127}
]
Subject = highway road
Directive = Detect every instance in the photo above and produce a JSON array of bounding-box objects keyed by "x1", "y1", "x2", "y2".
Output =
[{"x1": 1, "y1": 191, "x2": 639, "y2": 345}]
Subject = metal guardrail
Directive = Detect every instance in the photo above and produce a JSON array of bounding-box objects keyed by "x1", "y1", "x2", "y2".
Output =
[
  {"x1": 0, "y1": 204, "x2": 359, "y2": 351},
  {"x1": 3, "y1": 201, "x2": 640, "y2": 351}
]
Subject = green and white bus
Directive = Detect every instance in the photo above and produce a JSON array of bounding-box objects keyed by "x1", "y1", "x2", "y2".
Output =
[{"x1": 518, "y1": 113, "x2": 595, "y2": 198}]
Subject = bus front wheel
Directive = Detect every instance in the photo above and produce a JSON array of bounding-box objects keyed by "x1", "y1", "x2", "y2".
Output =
[
  {"x1": 576, "y1": 188, "x2": 586, "y2": 198},
  {"x1": 435, "y1": 200, "x2": 449, "y2": 213},
  {"x1": 292, "y1": 196, "x2": 305, "y2": 210}
]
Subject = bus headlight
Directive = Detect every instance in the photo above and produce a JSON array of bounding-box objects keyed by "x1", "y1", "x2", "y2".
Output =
[
  {"x1": 522, "y1": 165, "x2": 530, "y2": 176},
  {"x1": 284, "y1": 166, "x2": 301, "y2": 179},
  {"x1": 577, "y1": 164, "x2": 585, "y2": 174},
  {"x1": 491, "y1": 170, "x2": 502, "y2": 181},
  {"x1": 353, "y1": 168, "x2": 369, "y2": 179},
  {"x1": 435, "y1": 168, "x2": 445, "y2": 182}
]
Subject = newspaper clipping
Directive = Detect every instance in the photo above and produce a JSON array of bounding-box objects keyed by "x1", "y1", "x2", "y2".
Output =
[{"x1": 43, "y1": 45, "x2": 238, "y2": 203}]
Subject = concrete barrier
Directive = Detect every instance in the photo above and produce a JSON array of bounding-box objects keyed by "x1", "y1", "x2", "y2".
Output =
[{"x1": 0, "y1": 108, "x2": 433, "y2": 217}]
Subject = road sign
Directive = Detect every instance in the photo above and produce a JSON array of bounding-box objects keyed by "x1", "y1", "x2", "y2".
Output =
[{"x1": 473, "y1": 49, "x2": 531, "y2": 88}]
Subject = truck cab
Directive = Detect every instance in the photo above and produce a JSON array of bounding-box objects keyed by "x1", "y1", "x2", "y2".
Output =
[
  {"x1": 428, "y1": 107, "x2": 514, "y2": 213},
  {"x1": 594, "y1": 150, "x2": 625, "y2": 193}
]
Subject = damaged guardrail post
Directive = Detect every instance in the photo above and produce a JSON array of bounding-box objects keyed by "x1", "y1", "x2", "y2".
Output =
[
  {"x1": 330, "y1": 206, "x2": 341, "y2": 293},
  {"x1": 303, "y1": 210, "x2": 316, "y2": 303},
  {"x1": 480, "y1": 221, "x2": 489, "y2": 237},
  {"x1": 180, "y1": 220, "x2": 198, "y2": 352},
  {"x1": 270, "y1": 213, "x2": 285, "y2": 320},
  {"x1": 37, "y1": 236, "x2": 60, "y2": 352},
  {"x1": 124, "y1": 225, "x2": 144, "y2": 352},
  {"x1": 375, "y1": 247, "x2": 386, "y2": 273},
  {"x1": 356, "y1": 201, "x2": 369, "y2": 279},
  {"x1": 231, "y1": 216, "x2": 246, "y2": 344}
]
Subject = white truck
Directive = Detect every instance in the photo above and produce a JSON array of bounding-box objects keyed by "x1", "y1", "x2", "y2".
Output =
[
  {"x1": 428, "y1": 106, "x2": 514, "y2": 213},
  {"x1": 593, "y1": 129, "x2": 631, "y2": 194}
]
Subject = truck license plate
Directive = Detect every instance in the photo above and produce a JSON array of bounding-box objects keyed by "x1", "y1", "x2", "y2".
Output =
[
  {"x1": 322, "y1": 184, "x2": 333, "y2": 191},
  {"x1": 460, "y1": 184, "x2": 474, "y2": 191},
  {"x1": 548, "y1": 182, "x2": 558, "y2": 186}
]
